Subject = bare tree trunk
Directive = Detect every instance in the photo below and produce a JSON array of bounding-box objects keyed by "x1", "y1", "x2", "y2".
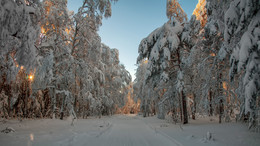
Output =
[
  {"x1": 73, "y1": 69, "x2": 78, "y2": 117},
  {"x1": 219, "y1": 99, "x2": 223, "y2": 123},
  {"x1": 181, "y1": 90, "x2": 188, "y2": 124},
  {"x1": 209, "y1": 90, "x2": 213, "y2": 116},
  {"x1": 143, "y1": 99, "x2": 147, "y2": 117},
  {"x1": 179, "y1": 94, "x2": 183, "y2": 122},
  {"x1": 22, "y1": 80, "x2": 28, "y2": 118},
  {"x1": 176, "y1": 49, "x2": 188, "y2": 124},
  {"x1": 60, "y1": 95, "x2": 65, "y2": 120},
  {"x1": 7, "y1": 84, "x2": 11, "y2": 118},
  {"x1": 25, "y1": 81, "x2": 29, "y2": 118},
  {"x1": 218, "y1": 73, "x2": 224, "y2": 124},
  {"x1": 51, "y1": 87, "x2": 56, "y2": 119},
  {"x1": 192, "y1": 93, "x2": 196, "y2": 120}
]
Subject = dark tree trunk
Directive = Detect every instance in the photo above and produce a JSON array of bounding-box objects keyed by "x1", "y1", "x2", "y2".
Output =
[
  {"x1": 179, "y1": 94, "x2": 183, "y2": 122},
  {"x1": 209, "y1": 90, "x2": 213, "y2": 116},
  {"x1": 60, "y1": 112, "x2": 64, "y2": 120},
  {"x1": 219, "y1": 99, "x2": 224, "y2": 123},
  {"x1": 218, "y1": 73, "x2": 224, "y2": 124},
  {"x1": 6, "y1": 84, "x2": 12, "y2": 117},
  {"x1": 181, "y1": 90, "x2": 188, "y2": 124},
  {"x1": 52, "y1": 87, "x2": 56, "y2": 119},
  {"x1": 60, "y1": 95, "x2": 65, "y2": 120},
  {"x1": 22, "y1": 80, "x2": 29, "y2": 118},
  {"x1": 176, "y1": 49, "x2": 188, "y2": 124},
  {"x1": 192, "y1": 93, "x2": 196, "y2": 120}
]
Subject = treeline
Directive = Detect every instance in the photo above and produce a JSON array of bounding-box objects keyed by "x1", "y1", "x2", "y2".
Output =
[
  {"x1": 0, "y1": 0, "x2": 132, "y2": 120},
  {"x1": 134, "y1": 0, "x2": 260, "y2": 129}
]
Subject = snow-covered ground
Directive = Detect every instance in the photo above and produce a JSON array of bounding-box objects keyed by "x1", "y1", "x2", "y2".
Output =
[{"x1": 0, "y1": 115, "x2": 259, "y2": 146}]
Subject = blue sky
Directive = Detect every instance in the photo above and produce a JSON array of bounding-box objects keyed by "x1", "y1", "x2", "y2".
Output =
[{"x1": 67, "y1": 0, "x2": 198, "y2": 81}]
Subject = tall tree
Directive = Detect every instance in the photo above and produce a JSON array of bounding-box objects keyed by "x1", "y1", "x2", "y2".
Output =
[
  {"x1": 36, "y1": 0, "x2": 75, "y2": 119},
  {"x1": 137, "y1": 19, "x2": 191, "y2": 123},
  {"x1": 0, "y1": 0, "x2": 41, "y2": 118},
  {"x1": 0, "y1": 0, "x2": 41, "y2": 80}
]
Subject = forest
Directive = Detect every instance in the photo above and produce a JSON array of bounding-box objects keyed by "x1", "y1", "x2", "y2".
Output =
[
  {"x1": 136, "y1": 0, "x2": 260, "y2": 129},
  {"x1": 0, "y1": 0, "x2": 260, "y2": 145},
  {"x1": 0, "y1": 0, "x2": 138, "y2": 121}
]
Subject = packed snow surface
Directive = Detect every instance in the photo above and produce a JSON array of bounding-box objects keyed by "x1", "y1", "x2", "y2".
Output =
[{"x1": 0, "y1": 115, "x2": 260, "y2": 146}]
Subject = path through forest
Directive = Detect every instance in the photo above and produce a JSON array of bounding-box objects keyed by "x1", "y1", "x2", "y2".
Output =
[
  {"x1": 82, "y1": 115, "x2": 180, "y2": 146},
  {"x1": 1, "y1": 114, "x2": 260, "y2": 146},
  {"x1": 0, "y1": 115, "x2": 181, "y2": 146}
]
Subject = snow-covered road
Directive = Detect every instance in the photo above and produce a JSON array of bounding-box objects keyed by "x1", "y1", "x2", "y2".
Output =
[
  {"x1": 0, "y1": 115, "x2": 181, "y2": 146},
  {"x1": 84, "y1": 115, "x2": 180, "y2": 146},
  {"x1": 1, "y1": 114, "x2": 260, "y2": 146}
]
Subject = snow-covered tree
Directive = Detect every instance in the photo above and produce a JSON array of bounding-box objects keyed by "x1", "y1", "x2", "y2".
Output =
[
  {"x1": 68, "y1": 0, "x2": 120, "y2": 118},
  {"x1": 71, "y1": 0, "x2": 118, "y2": 56},
  {"x1": 137, "y1": 18, "x2": 191, "y2": 123},
  {"x1": 101, "y1": 45, "x2": 131, "y2": 113},
  {"x1": 35, "y1": 0, "x2": 75, "y2": 119},
  {"x1": 0, "y1": 0, "x2": 135, "y2": 120},
  {"x1": 166, "y1": 0, "x2": 187, "y2": 22},
  {"x1": 193, "y1": 0, "x2": 207, "y2": 27},
  {"x1": 137, "y1": 2, "x2": 201, "y2": 122},
  {"x1": 0, "y1": 0, "x2": 41, "y2": 118},
  {"x1": 133, "y1": 60, "x2": 147, "y2": 112},
  {"x1": 0, "y1": 0, "x2": 41, "y2": 75},
  {"x1": 180, "y1": 15, "x2": 201, "y2": 120},
  {"x1": 223, "y1": 0, "x2": 260, "y2": 128}
]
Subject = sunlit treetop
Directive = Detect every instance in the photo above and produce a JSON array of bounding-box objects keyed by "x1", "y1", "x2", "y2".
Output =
[
  {"x1": 193, "y1": 0, "x2": 207, "y2": 27},
  {"x1": 76, "y1": 0, "x2": 119, "y2": 29},
  {"x1": 41, "y1": 0, "x2": 70, "y2": 35},
  {"x1": 166, "y1": 0, "x2": 187, "y2": 23}
]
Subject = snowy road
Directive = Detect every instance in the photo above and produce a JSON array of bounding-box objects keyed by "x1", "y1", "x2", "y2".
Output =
[
  {"x1": 2, "y1": 115, "x2": 259, "y2": 146},
  {"x1": 0, "y1": 115, "x2": 181, "y2": 146},
  {"x1": 83, "y1": 115, "x2": 181, "y2": 146}
]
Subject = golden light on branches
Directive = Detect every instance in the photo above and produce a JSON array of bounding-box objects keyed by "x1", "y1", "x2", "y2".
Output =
[
  {"x1": 210, "y1": 53, "x2": 216, "y2": 56},
  {"x1": 120, "y1": 84, "x2": 140, "y2": 114},
  {"x1": 29, "y1": 75, "x2": 34, "y2": 81},
  {"x1": 166, "y1": 0, "x2": 187, "y2": 23},
  {"x1": 222, "y1": 81, "x2": 227, "y2": 90},
  {"x1": 65, "y1": 28, "x2": 70, "y2": 34},
  {"x1": 144, "y1": 60, "x2": 148, "y2": 64},
  {"x1": 44, "y1": 0, "x2": 52, "y2": 15},
  {"x1": 40, "y1": 0, "x2": 73, "y2": 43},
  {"x1": 41, "y1": 27, "x2": 46, "y2": 34},
  {"x1": 193, "y1": 0, "x2": 207, "y2": 27}
]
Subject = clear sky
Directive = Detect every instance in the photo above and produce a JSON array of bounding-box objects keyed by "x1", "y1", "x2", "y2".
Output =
[{"x1": 67, "y1": 0, "x2": 198, "y2": 81}]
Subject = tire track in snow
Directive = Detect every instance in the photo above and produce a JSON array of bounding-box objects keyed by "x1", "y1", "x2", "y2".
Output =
[
  {"x1": 139, "y1": 116, "x2": 183, "y2": 146},
  {"x1": 95, "y1": 121, "x2": 113, "y2": 138}
]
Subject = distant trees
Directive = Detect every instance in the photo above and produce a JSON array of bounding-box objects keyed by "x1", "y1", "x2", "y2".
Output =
[{"x1": 133, "y1": 60, "x2": 148, "y2": 116}]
